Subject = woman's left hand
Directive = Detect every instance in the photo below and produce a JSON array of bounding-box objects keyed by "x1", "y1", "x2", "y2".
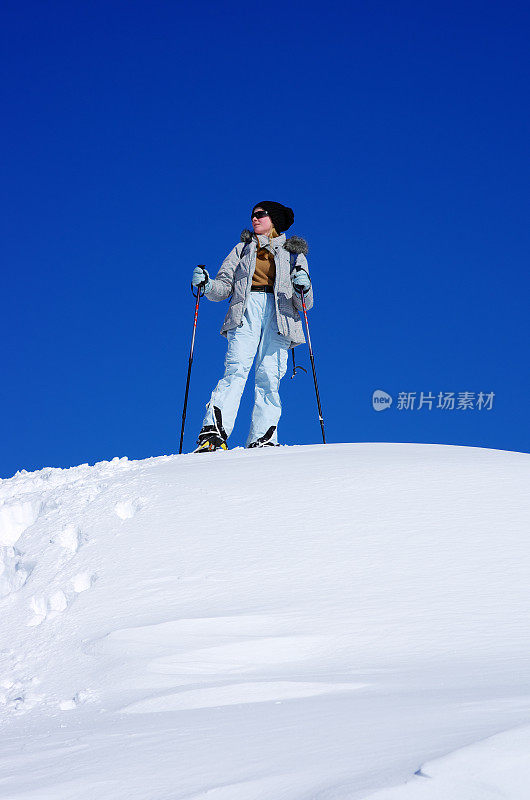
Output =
[{"x1": 292, "y1": 269, "x2": 311, "y2": 292}]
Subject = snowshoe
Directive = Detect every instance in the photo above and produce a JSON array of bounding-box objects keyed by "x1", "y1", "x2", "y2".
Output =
[
  {"x1": 247, "y1": 426, "x2": 279, "y2": 448},
  {"x1": 194, "y1": 439, "x2": 228, "y2": 453},
  {"x1": 194, "y1": 407, "x2": 228, "y2": 453}
]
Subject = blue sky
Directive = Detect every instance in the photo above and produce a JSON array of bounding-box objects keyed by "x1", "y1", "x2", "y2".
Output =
[{"x1": 2, "y1": 0, "x2": 529, "y2": 477}]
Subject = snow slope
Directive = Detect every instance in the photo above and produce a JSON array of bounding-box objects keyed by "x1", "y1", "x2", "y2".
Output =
[
  {"x1": 367, "y1": 723, "x2": 530, "y2": 799},
  {"x1": 0, "y1": 443, "x2": 529, "y2": 799}
]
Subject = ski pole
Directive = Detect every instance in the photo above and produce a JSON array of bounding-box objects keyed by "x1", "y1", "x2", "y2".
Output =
[
  {"x1": 178, "y1": 270, "x2": 205, "y2": 454},
  {"x1": 299, "y1": 287, "x2": 326, "y2": 444}
]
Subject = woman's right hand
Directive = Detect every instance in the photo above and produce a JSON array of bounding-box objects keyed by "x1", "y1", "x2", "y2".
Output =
[{"x1": 191, "y1": 266, "x2": 210, "y2": 290}]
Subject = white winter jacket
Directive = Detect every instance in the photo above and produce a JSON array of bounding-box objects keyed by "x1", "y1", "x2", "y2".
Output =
[{"x1": 206, "y1": 230, "x2": 313, "y2": 348}]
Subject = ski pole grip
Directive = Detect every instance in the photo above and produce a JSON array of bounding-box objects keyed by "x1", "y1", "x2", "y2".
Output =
[{"x1": 197, "y1": 264, "x2": 208, "y2": 287}]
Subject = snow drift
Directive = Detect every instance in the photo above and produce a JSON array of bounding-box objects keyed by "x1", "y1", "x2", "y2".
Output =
[{"x1": 0, "y1": 442, "x2": 529, "y2": 799}]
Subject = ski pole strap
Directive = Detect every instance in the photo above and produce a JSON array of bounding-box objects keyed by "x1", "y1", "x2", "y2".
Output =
[
  {"x1": 290, "y1": 251, "x2": 311, "y2": 293},
  {"x1": 290, "y1": 347, "x2": 307, "y2": 378}
]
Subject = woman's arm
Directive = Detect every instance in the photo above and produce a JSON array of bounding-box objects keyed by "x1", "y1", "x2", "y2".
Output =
[{"x1": 205, "y1": 244, "x2": 242, "y2": 302}]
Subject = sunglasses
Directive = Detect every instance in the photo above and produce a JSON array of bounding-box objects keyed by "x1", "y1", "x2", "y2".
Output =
[{"x1": 251, "y1": 210, "x2": 270, "y2": 220}]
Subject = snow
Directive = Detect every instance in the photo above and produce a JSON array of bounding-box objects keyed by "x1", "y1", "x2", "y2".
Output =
[
  {"x1": 367, "y1": 724, "x2": 530, "y2": 799},
  {"x1": 0, "y1": 442, "x2": 529, "y2": 799}
]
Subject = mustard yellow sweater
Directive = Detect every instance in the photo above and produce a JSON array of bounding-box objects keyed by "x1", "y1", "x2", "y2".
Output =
[{"x1": 252, "y1": 229, "x2": 279, "y2": 287}]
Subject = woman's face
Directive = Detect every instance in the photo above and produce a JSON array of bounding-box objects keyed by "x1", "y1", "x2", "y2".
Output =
[{"x1": 251, "y1": 208, "x2": 273, "y2": 236}]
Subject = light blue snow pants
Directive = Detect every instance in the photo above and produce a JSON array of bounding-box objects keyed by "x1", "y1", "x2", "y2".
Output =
[{"x1": 201, "y1": 292, "x2": 290, "y2": 446}]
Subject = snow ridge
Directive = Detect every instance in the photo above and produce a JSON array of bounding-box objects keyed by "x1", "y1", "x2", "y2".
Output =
[{"x1": 0, "y1": 443, "x2": 529, "y2": 800}]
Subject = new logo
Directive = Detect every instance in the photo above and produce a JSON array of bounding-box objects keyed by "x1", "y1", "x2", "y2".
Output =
[{"x1": 372, "y1": 390, "x2": 393, "y2": 411}]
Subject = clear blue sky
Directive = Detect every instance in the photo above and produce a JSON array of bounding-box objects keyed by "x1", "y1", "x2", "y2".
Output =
[{"x1": 2, "y1": 0, "x2": 529, "y2": 477}]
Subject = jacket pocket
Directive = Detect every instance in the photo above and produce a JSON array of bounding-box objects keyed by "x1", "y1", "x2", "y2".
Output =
[
  {"x1": 278, "y1": 293, "x2": 300, "y2": 322},
  {"x1": 224, "y1": 299, "x2": 243, "y2": 329}
]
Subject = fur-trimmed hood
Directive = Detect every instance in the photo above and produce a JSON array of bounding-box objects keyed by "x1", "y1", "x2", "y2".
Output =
[{"x1": 240, "y1": 229, "x2": 308, "y2": 255}]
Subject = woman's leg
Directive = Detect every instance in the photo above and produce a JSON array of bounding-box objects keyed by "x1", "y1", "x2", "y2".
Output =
[
  {"x1": 199, "y1": 294, "x2": 264, "y2": 442},
  {"x1": 246, "y1": 295, "x2": 290, "y2": 447}
]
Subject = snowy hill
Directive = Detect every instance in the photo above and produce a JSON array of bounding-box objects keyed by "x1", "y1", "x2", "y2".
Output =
[{"x1": 1, "y1": 443, "x2": 529, "y2": 799}]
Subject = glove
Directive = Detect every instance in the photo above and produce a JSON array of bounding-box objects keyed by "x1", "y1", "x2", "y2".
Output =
[
  {"x1": 191, "y1": 266, "x2": 211, "y2": 292},
  {"x1": 292, "y1": 269, "x2": 311, "y2": 293}
]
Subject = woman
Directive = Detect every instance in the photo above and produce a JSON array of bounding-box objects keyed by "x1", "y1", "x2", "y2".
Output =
[{"x1": 191, "y1": 201, "x2": 312, "y2": 452}]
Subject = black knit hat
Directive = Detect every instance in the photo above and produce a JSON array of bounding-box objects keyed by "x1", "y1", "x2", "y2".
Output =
[{"x1": 252, "y1": 201, "x2": 294, "y2": 233}]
